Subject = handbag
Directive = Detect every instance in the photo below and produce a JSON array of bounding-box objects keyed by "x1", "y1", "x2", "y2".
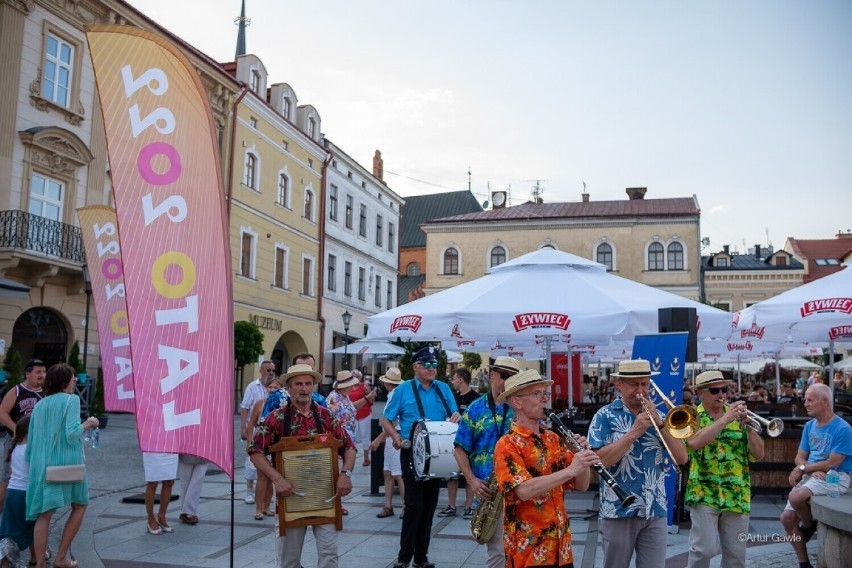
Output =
[{"x1": 45, "y1": 395, "x2": 86, "y2": 484}]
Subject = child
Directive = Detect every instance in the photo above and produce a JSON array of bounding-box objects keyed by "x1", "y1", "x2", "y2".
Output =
[
  {"x1": 0, "y1": 415, "x2": 38, "y2": 567},
  {"x1": 370, "y1": 369, "x2": 405, "y2": 518}
]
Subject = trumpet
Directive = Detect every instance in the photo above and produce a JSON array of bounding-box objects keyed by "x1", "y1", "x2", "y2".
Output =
[
  {"x1": 649, "y1": 380, "x2": 698, "y2": 439},
  {"x1": 743, "y1": 409, "x2": 784, "y2": 437}
]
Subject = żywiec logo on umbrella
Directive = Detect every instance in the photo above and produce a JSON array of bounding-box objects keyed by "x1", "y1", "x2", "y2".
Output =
[
  {"x1": 829, "y1": 326, "x2": 852, "y2": 340},
  {"x1": 390, "y1": 315, "x2": 422, "y2": 333},
  {"x1": 727, "y1": 340, "x2": 754, "y2": 352},
  {"x1": 740, "y1": 324, "x2": 765, "y2": 339},
  {"x1": 800, "y1": 298, "x2": 852, "y2": 318},
  {"x1": 512, "y1": 312, "x2": 571, "y2": 332}
]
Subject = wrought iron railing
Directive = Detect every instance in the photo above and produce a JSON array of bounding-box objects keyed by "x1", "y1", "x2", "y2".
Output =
[{"x1": 0, "y1": 210, "x2": 84, "y2": 263}]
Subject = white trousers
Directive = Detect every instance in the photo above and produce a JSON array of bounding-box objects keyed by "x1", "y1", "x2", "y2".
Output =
[
  {"x1": 275, "y1": 523, "x2": 338, "y2": 568},
  {"x1": 178, "y1": 454, "x2": 208, "y2": 516},
  {"x1": 357, "y1": 415, "x2": 372, "y2": 451},
  {"x1": 687, "y1": 504, "x2": 749, "y2": 568}
]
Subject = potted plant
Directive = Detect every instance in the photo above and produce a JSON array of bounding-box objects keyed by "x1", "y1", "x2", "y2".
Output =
[
  {"x1": 2, "y1": 346, "x2": 23, "y2": 387},
  {"x1": 68, "y1": 342, "x2": 86, "y2": 383},
  {"x1": 91, "y1": 367, "x2": 108, "y2": 428}
]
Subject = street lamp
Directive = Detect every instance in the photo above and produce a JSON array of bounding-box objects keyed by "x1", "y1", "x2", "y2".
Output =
[
  {"x1": 342, "y1": 310, "x2": 352, "y2": 370},
  {"x1": 81, "y1": 264, "x2": 92, "y2": 373}
]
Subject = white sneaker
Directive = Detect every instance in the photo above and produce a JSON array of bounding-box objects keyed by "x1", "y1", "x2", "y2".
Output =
[{"x1": 245, "y1": 491, "x2": 255, "y2": 504}]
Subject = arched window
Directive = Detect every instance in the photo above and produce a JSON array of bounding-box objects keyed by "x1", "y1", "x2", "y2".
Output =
[
  {"x1": 490, "y1": 245, "x2": 506, "y2": 267},
  {"x1": 667, "y1": 242, "x2": 684, "y2": 270},
  {"x1": 304, "y1": 189, "x2": 314, "y2": 221},
  {"x1": 407, "y1": 262, "x2": 421, "y2": 276},
  {"x1": 244, "y1": 153, "x2": 257, "y2": 189},
  {"x1": 282, "y1": 97, "x2": 292, "y2": 120},
  {"x1": 596, "y1": 243, "x2": 613, "y2": 271},
  {"x1": 250, "y1": 69, "x2": 261, "y2": 94},
  {"x1": 648, "y1": 242, "x2": 664, "y2": 271},
  {"x1": 443, "y1": 248, "x2": 459, "y2": 275},
  {"x1": 541, "y1": 244, "x2": 556, "y2": 250},
  {"x1": 277, "y1": 173, "x2": 289, "y2": 207}
]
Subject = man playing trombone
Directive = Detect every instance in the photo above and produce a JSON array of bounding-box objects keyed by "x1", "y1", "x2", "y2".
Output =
[
  {"x1": 588, "y1": 359, "x2": 688, "y2": 568},
  {"x1": 685, "y1": 370, "x2": 765, "y2": 568}
]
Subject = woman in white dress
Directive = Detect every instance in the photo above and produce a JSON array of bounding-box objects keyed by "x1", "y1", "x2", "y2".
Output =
[{"x1": 143, "y1": 452, "x2": 178, "y2": 535}]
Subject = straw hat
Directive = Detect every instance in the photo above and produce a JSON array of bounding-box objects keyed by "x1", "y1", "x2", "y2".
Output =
[
  {"x1": 694, "y1": 370, "x2": 730, "y2": 389},
  {"x1": 282, "y1": 364, "x2": 322, "y2": 385},
  {"x1": 335, "y1": 370, "x2": 359, "y2": 390},
  {"x1": 496, "y1": 369, "x2": 553, "y2": 404},
  {"x1": 610, "y1": 359, "x2": 660, "y2": 379},
  {"x1": 490, "y1": 356, "x2": 522, "y2": 376},
  {"x1": 380, "y1": 368, "x2": 402, "y2": 385}
]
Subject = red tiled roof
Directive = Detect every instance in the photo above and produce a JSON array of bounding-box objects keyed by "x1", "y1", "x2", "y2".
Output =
[
  {"x1": 787, "y1": 236, "x2": 852, "y2": 282},
  {"x1": 427, "y1": 197, "x2": 699, "y2": 224}
]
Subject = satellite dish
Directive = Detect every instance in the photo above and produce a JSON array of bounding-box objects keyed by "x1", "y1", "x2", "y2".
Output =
[
  {"x1": 492, "y1": 191, "x2": 507, "y2": 208},
  {"x1": 482, "y1": 200, "x2": 489, "y2": 209}
]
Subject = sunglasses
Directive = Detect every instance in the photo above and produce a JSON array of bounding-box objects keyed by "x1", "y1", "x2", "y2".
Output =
[
  {"x1": 419, "y1": 361, "x2": 439, "y2": 369},
  {"x1": 520, "y1": 390, "x2": 552, "y2": 400},
  {"x1": 707, "y1": 386, "x2": 729, "y2": 395}
]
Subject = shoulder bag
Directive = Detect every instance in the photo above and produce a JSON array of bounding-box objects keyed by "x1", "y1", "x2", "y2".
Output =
[{"x1": 46, "y1": 396, "x2": 86, "y2": 483}]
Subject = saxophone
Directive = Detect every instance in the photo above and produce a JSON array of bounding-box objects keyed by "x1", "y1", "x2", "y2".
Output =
[{"x1": 470, "y1": 472, "x2": 503, "y2": 544}]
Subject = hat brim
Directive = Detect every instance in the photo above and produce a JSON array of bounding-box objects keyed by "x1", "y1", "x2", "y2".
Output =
[
  {"x1": 695, "y1": 378, "x2": 732, "y2": 389},
  {"x1": 284, "y1": 370, "x2": 322, "y2": 384},
  {"x1": 496, "y1": 379, "x2": 554, "y2": 404},
  {"x1": 335, "y1": 377, "x2": 359, "y2": 390},
  {"x1": 490, "y1": 365, "x2": 521, "y2": 375},
  {"x1": 611, "y1": 370, "x2": 661, "y2": 378},
  {"x1": 380, "y1": 376, "x2": 402, "y2": 385}
]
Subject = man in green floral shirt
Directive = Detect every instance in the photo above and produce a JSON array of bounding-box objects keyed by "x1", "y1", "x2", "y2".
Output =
[{"x1": 685, "y1": 370, "x2": 765, "y2": 568}]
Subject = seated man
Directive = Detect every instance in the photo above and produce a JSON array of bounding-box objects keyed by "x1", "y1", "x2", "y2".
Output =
[{"x1": 780, "y1": 383, "x2": 852, "y2": 568}]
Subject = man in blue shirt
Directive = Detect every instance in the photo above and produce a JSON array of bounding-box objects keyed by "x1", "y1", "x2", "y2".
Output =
[
  {"x1": 453, "y1": 356, "x2": 520, "y2": 568},
  {"x1": 381, "y1": 346, "x2": 460, "y2": 568}
]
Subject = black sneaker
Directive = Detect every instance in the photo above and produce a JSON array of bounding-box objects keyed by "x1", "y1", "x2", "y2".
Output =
[
  {"x1": 413, "y1": 562, "x2": 435, "y2": 568},
  {"x1": 436, "y1": 505, "x2": 456, "y2": 517},
  {"x1": 463, "y1": 507, "x2": 474, "y2": 519}
]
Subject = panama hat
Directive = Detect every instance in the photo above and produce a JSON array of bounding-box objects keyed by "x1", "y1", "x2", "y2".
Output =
[
  {"x1": 490, "y1": 356, "x2": 523, "y2": 376},
  {"x1": 496, "y1": 369, "x2": 553, "y2": 404},
  {"x1": 335, "y1": 370, "x2": 359, "y2": 390},
  {"x1": 694, "y1": 370, "x2": 730, "y2": 389},
  {"x1": 283, "y1": 364, "x2": 322, "y2": 385},
  {"x1": 610, "y1": 359, "x2": 660, "y2": 379},
  {"x1": 380, "y1": 368, "x2": 402, "y2": 385}
]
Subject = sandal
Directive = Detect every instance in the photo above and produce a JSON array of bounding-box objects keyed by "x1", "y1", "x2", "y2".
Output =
[
  {"x1": 157, "y1": 518, "x2": 174, "y2": 533},
  {"x1": 263, "y1": 510, "x2": 275, "y2": 516},
  {"x1": 376, "y1": 506, "x2": 395, "y2": 518},
  {"x1": 52, "y1": 561, "x2": 78, "y2": 568},
  {"x1": 146, "y1": 521, "x2": 162, "y2": 535},
  {"x1": 179, "y1": 513, "x2": 198, "y2": 525},
  {"x1": 341, "y1": 507, "x2": 349, "y2": 515},
  {"x1": 254, "y1": 512, "x2": 264, "y2": 520}
]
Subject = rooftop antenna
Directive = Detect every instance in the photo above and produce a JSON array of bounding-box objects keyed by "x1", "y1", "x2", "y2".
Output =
[
  {"x1": 468, "y1": 166, "x2": 471, "y2": 192},
  {"x1": 234, "y1": 0, "x2": 251, "y2": 58},
  {"x1": 527, "y1": 179, "x2": 548, "y2": 203}
]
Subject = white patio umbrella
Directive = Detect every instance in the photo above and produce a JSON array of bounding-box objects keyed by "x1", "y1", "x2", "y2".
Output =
[
  {"x1": 326, "y1": 339, "x2": 406, "y2": 356},
  {"x1": 835, "y1": 358, "x2": 852, "y2": 371},
  {"x1": 734, "y1": 263, "x2": 852, "y2": 391}
]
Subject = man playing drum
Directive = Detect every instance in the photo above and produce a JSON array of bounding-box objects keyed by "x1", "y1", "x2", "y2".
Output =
[{"x1": 380, "y1": 346, "x2": 460, "y2": 568}]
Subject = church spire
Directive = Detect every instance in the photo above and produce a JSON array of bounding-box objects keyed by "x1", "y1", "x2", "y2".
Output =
[{"x1": 234, "y1": 0, "x2": 250, "y2": 57}]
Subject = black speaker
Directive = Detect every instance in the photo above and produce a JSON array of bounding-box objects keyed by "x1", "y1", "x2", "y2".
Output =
[{"x1": 658, "y1": 307, "x2": 697, "y2": 363}]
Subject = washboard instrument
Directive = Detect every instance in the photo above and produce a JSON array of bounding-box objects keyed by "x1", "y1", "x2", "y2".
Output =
[{"x1": 270, "y1": 434, "x2": 342, "y2": 536}]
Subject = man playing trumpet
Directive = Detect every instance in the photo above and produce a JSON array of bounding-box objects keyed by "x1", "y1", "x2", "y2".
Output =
[
  {"x1": 588, "y1": 359, "x2": 688, "y2": 568},
  {"x1": 685, "y1": 370, "x2": 764, "y2": 568}
]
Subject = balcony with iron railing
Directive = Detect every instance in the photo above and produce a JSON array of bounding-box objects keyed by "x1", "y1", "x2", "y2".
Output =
[{"x1": 0, "y1": 210, "x2": 84, "y2": 263}]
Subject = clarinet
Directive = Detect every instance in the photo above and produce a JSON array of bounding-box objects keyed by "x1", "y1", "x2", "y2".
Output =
[{"x1": 547, "y1": 412, "x2": 636, "y2": 508}]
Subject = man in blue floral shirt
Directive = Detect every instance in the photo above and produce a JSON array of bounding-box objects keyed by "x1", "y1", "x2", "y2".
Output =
[
  {"x1": 588, "y1": 359, "x2": 688, "y2": 568},
  {"x1": 453, "y1": 357, "x2": 520, "y2": 568}
]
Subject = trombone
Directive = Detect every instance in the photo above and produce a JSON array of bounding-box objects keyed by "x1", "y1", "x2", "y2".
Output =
[
  {"x1": 649, "y1": 380, "x2": 699, "y2": 439},
  {"x1": 637, "y1": 393, "x2": 683, "y2": 474},
  {"x1": 744, "y1": 410, "x2": 784, "y2": 437}
]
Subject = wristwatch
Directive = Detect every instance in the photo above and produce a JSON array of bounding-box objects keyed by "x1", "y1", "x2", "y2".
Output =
[
  {"x1": 341, "y1": 469, "x2": 352, "y2": 478},
  {"x1": 798, "y1": 464, "x2": 806, "y2": 473}
]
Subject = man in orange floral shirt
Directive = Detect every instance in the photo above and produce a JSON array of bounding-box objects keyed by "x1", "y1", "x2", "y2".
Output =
[{"x1": 495, "y1": 370, "x2": 599, "y2": 567}]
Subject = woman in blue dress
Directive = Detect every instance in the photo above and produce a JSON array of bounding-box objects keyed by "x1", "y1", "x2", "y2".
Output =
[{"x1": 26, "y1": 363, "x2": 98, "y2": 568}]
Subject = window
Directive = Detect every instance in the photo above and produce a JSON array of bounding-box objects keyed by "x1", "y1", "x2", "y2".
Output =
[
  {"x1": 443, "y1": 248, "x2": 459, "y2": 275},
  {"x1": 407, "y1": 262, "x2": 421, "y2": 276},
  {"x1": 667, "y1": 242, "x2": 684, "y2": 270},
  {"x1": 282, "y1": 97, "x2": 291, "y2": 120},
  {"x1": 648, "y1": 242, "x2": 664, "y2": 271},
  {"x1": 29, "y1": 173, "x2": 63, "y2": 221},
  {"x1": 307, "y1": 117, "x2": 316, "y2": 139},
  {"x1": 240, "y1": 230, "x2": 255, "y2": 278},
  {"x1": 490, "y1": 245, "x2": 506, "y2": 268},
  {"x1": 302, "y1": 256, "x2": 314, "y2": 296},
  {"x1": 596, "y1": 243, "x2": 613, "y2": 271},
  {"x1": 386, "y1": 280, "x2": 393, "y2": 310},
  {"x1": 244, "y1": 153, "x2": 257, "y2": 189},
  {"x1": 42, "y1": 33, "x2": 73, "y2": 107},
  {"x1": 358, "y1": 267, "x2": 366, "y2": 300},
  {"x1": 375, "y1": 278, "x2": 382, "y2": 307},
  {"x1": 344, "y1": 261, "x2": 352, "y2": 296},
  {"x1": 250, "y1": 69, "x2": 261, "y2": 94},
  {"x1": 327, "y1": 254, "x2": 337, "y2": 291},
  {"x1": 329, "y1": 185, "x2": 338, "y2": 221},
  {"x1": 714, "y1": 301, "x2": 732, "y2": 312},
  {"x1": 776, "y1": 256, "x2": 787, "y2": 266},
  {"x1": 304, "y1": 189, "x2": 314, "y2": 221},
  {"x1": 277, "y1": 174, "x2": 289, "y2": 207},
  {"x1": 376, "y1": 215, "x2": 383, "y2": 247},
  {"x1": 388, "y1": 222, "x2": 395, "y2": 252},
  {"x1": 249, "y1": 117, "x2": 257, "y2": 128},
  {"x1": 359, "y1": 204, "x2": 367, "y2": 237},
  {"x1": 345, "y1": 195, "x2": 353, "y2": 229},
  {"x1": 274, "y1": 246, "x2": 288, "y2": 289},
  {"x1": 716, "y1": 257, "x2": 729, "y2": 267}
]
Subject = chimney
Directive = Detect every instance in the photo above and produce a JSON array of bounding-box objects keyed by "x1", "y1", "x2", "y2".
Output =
[
  {"x1": 626, "y1": 187, "x2": 647, "y2": 200},
  {"x1": 581, "y1": 192, "x2": 589, "y2": 203},
  {"x1": 754, "y1": 244, "x2": 761, "y2": 259},
  {"x1": 723, "y1": 245, "x2": 730, "y2": 255},
  {"x1": 372, "y1": 150, "x2": 383, "y2": 181},
  {"x1": 837, "y1": 230, "x2": 852, "y2": 238}
]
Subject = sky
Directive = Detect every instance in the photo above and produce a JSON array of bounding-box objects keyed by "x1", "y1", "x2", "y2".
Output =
[{"x1": 129, "y1": 0, "x2": 852, "y2": 256}]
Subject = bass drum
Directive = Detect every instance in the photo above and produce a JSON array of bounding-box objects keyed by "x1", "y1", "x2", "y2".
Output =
[{"x1": 410, "y1": 420, "x2": 459, "y2": 480}]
